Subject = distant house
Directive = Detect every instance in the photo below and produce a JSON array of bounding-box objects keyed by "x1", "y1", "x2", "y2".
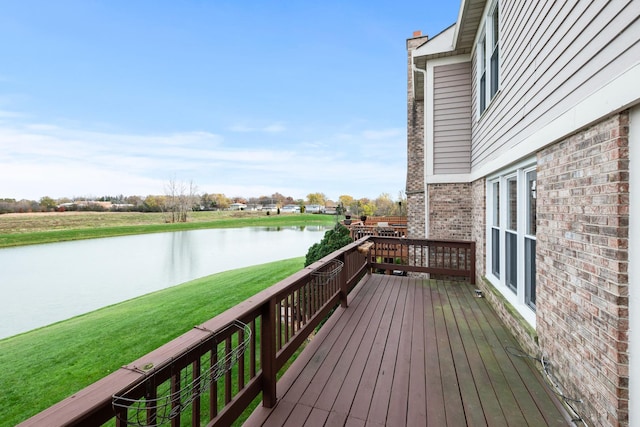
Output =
[
  {"x1": 281, "y1": 205, "x2": 301, "y2": 213},
  {"x1": 305, "y1": 204, "x2": 325, "y2": 214},
  {"x1": 229, "y1": 203, "x2": 247, "y2": 211},
  {"x1": 407, "y1": 1, "x2": 639, "y2": 425},
  {"x1": 324, "y1": 201, "x2": 337, "y2": 215}
]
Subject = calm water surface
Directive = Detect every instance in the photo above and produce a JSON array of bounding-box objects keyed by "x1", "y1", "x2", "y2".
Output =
[{"x1": 0, "y1": 226, "x2": 329, "y2": 339}]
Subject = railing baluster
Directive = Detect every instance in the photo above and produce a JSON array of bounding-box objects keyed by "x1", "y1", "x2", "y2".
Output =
[
  {"x1": 238, "y1": 327, "x2": 245, "y2": 391},
  {"x1": 147, "y1": 381, "x2": 157, "y2": 426},
  {"x1": 170, "y1": 369, "x2": 180, "y2": 427},
  {"x1": 261, "y1": 297, "x2": 277, "y2": 408},
  {"x1": 295, "y1": 289, "x2": 302, "y2": 330},
  {"x1": 284, "y1": 295, "x2": 290, "y2": 344},
  {"x1": 114, "y1": 403, "x2": 127, "y2": 427},
  {"x1": 224, "y1": 337, "x2": 232, "y2": 404},
  {"x1": 276, "y1": 301, "x2": 282, "y2": 351},
  {"x1": 192, "y1": 358, "x2": 201, "y2": 426},
  {"x1": 210, "y1": 343, "x2": 218, "y2": 419},
  {"x1": 249, "y1": 319, "x2": 256, "y2": 378}
]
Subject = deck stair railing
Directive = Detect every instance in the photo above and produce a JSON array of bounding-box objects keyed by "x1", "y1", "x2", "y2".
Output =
[{"x1": 19, "y1": 236, "x2": 475, "y2": 427}]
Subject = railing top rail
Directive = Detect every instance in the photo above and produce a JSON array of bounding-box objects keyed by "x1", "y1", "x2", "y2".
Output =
[{"x1": 359, "y1": 235, "x2": 474, "y2": 246}]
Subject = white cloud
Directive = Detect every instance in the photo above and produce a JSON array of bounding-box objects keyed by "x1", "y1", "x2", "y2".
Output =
[
  {"x1": 362, "y1": 128, "x2": 404, "y2": 139},
  {"x1": 0, "y1": 121, "x2": 406, "y2": 201},
  {"x1": 228, "y1": 122, "x2": 286, "y2": 133},
  {"x1": 263, "y1": 123, "x2": 286, "y2": 133},
  {"x1": 0, "y1": 109, "x2": 26, "y2": 119}
]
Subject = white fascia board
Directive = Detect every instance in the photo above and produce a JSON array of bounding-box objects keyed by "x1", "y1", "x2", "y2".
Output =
[
  {"x1": 426, "y1": 174, "x2": 471, "y2": 184},
  {"x1": 452, "y1": 0, "x2": 467, "y2": 48},
  {"x1": 413, "y1": 25, "x2": 456, "y2": 58},
  {"x1": 470, "y1": 61, "x2": 640, "y2": 181}
]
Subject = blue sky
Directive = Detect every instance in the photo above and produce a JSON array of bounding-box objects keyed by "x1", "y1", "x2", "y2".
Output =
[{"x1": 0, "y1": 1, "x2": 458, "y2": 202}]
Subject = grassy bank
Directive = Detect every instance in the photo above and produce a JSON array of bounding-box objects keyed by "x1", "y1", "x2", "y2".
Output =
[
  {"x1": 0, "y1": 211, "x2": 337, "y2": 248},
  {"x1": 0, "y1": 257, "x2": 305, "y2": 426}
]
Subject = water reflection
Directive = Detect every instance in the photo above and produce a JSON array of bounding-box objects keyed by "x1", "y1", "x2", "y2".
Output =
[{"x1": 0, "y1": 226, "x2": 328, "y2": 339}]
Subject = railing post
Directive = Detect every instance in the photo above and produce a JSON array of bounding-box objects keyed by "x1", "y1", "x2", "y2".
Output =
[
  {"x1": 261, "y1": 297, "x2": 277, "y2": 408},
  {"x1": 470, "y1": 242, "x2": 476, "y2": 285},
  {"x1": 339, "y1": 253, "x2": 348, "y2": 308}
]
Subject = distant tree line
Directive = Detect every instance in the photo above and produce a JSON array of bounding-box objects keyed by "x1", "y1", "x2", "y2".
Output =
[{"x1": 0, "y1": 188, "x2": 407, "y2": 218}]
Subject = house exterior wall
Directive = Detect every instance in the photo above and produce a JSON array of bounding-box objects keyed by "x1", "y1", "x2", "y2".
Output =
[
  {"x1": 408, "y1": 1, "x2": 640, "y2": 421},
  {"x1": 471, "y1": 0, "x2": 640, "y2": 171},
  {"x1": 536, "y1": 113, "x2": 630, "y2": 426},
  {"x1": 433, "y1": 62, "x2": 472, "y2": 174}
]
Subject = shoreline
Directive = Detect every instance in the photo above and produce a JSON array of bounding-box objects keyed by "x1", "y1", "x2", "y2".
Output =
[{"x1": 0, "y1": 211, "x2": 337, "y2": 248}]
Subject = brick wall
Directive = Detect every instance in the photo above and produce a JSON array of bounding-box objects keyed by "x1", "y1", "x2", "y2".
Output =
[
  {"x1": 471, "y1": 178, "x2": 486, "y2": 279},
  {"x1": 537, "y1": 112, "x2": 630, "y2": 426},
  {"x1": 406, "y1": 34, "x2": 428, "y2": 239},
  {"x1": 428, "y1": 183, "x2": 472, "y2": 240}
]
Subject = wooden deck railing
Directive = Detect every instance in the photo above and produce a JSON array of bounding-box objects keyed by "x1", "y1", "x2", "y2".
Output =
[
  {"x1": 349, "y1": 225, "x2": 407, "y2": 240},
  {"x1": 19, "y1": 236, "x2": 475, "y2": 427},
  {"x1": 366, "y1": 236, "x2": 476, "y2": 284}
]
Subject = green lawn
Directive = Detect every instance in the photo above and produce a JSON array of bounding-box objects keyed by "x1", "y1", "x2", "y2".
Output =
[
  {"x1": 0, "y1": 257, "x2": 305, "y2": 426},
  {"x1": 0, "y1": 211, "x2": 337, "y2": 248}
]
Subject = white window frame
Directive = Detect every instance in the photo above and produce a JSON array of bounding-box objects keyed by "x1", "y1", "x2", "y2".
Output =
[
  {"x1": 524, "y1": 169, "x2": 537, "y2": 309},
  {"x1": 486, "y1": 158, "x2": 536, "y2": 326},
  {"x1": 477, "y1": 0, "x2": 500, "y2": 117}
]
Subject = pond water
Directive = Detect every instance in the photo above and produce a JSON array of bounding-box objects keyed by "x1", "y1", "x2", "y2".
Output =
[{"x1": 0, "y1": 226, "x2": 329, "y2": 339}]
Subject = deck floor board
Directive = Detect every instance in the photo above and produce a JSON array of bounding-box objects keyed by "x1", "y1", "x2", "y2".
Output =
[{"x1": 245, "y1": 275, "x2": 571, "y2": 426}]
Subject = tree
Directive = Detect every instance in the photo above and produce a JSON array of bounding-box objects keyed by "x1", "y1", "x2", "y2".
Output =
[
  {"x1": 373, "y1": 193, "x2": 395, "y2": 216},
  {"x1": 338, "y1": 195, "x2": 356, "y2": 215},
  {"x1": 306, "y1": 192, "x2": 326, "y2": 205},
  {"x1": 212, "y1": 194, "x2": 230, "y2": 210},
  {"x1": 355, "y1": 198, "x2": 374, "y2": 217},
  {"x1": 163, "y1": 178, "x2": 198, "y2": 222},
  {"x1": 143, "y1": 195, "x2": 164, "y2": 212},
  {"x1": 270, "y1": 192, "x2": 288, "y2": 206},
  {"x1": 39, "y1": 196, "x2": 57, "y2": 211},
  {"x1": 395, "y1": 191, "x2": 407, "y2": 216},
  {"x1": 304, "y1": 224, "x2": 353, "y2": 266},
  {"x1": 124, "y1": 195, "x2": 143, "y2": 210}
]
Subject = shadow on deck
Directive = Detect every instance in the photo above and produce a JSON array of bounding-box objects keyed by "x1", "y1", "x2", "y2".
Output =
[{"x1": 245, "y1": 274, "x2": 571, "y2": 426}]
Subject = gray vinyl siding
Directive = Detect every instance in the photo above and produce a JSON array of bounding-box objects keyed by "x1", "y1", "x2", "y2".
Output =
[
  {"x1": 471, "y1": 0, "x2": 640, "y2": 169},
  {"x1": 434, "y1": 62, "x2": 472, "y2": 174}
]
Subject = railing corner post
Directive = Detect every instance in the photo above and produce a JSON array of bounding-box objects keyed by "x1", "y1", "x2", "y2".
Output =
[
  {"x1": 470, "y1": 241, "x2": 476, "y2": 285},
  {"x1": 339, "y1": 253, "x2": 348, "y2": 308},
  {"x1": 261, "y1": 297, "x2": 277, "y2": 408}
]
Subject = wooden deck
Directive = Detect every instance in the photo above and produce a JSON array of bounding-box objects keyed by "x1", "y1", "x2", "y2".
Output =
[{"x1": 245, "y1": 274, "x2": 571, "y2": 427}]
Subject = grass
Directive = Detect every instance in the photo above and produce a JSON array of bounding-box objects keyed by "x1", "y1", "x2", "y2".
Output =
[
  {"x1": 0, "y1": 211, "x2": 338, "y2": 248},
  {"x1": 0, "y1": 257, "x2": 306, "y2": 426}
]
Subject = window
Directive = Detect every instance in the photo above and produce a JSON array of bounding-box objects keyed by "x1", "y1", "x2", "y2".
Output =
[
  {"x1": 486, "y1": 161, "x2": 537, "y2": 325},
  {"x1": 478, "y1": 2, "x2": 500, "y2": 115}
]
